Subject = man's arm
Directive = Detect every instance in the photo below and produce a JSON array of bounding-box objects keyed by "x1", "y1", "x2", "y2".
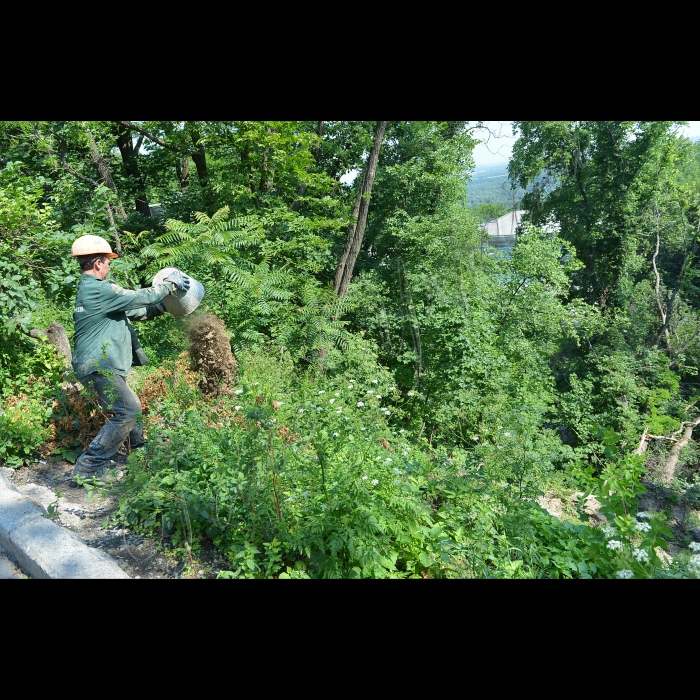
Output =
[
  {"x1": 101, "y1": 281, "x2": 173, "y2": 314},
  {"x1": 126, "y1": 301, "x2": 167, "y2": 322}
]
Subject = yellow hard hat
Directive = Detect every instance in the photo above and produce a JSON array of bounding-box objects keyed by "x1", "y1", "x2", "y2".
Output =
[{"x1": 71, "y1": 234, "x2": 118, "y2": 258}]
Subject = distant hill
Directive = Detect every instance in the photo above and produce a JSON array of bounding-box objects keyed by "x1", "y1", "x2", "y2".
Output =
[{"x1": 466, "y1": 164, "x2": 524, "y2": 210}]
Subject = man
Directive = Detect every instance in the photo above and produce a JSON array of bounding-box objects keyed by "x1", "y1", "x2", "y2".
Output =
[{"x1": 69, "y1": 234, "x2": 189, "y2": 487}]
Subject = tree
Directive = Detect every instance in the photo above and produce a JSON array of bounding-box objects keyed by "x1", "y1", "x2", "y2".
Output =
[
  {"x1": 509, "y1": 121, "x2": 684, "y2": 311},
  {"x1": 334, "y1": 121, "x2": 388, "y2": 297}
]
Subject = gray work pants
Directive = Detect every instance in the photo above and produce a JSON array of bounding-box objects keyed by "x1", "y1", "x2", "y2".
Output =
[{"x1": 72, "y1": 371, "x2": 144, "y2": 477}]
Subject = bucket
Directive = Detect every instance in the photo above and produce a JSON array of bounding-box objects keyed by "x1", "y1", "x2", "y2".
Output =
[{"x1": 152, "y1": 267, "x2": 205, "y2": 317}]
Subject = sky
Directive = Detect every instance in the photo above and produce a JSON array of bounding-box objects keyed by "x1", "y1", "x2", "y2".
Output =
[{"x1": 472, "y1": 121, "x2": 700, "y2": 168}]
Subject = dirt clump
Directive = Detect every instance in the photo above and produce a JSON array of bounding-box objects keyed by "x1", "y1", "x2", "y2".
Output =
[{"x1": 187, "y1": 314, "x2": 238, "y2": 397}]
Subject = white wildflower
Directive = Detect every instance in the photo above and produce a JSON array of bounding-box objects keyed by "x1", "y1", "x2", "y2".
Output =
[
  {"x1": 319, "y1": 390, "x2": 325, "y2": 394},
  {"x1": 689, "y1": 542, "x2": 700, "y2": 552},
  {"x1": 336, "y1": 409, "x2": 342, "y2": 414},
  {"x1": 504, "y1": 432, "x2": 511, "y2": 437},
  {"x1": 317, "y1": 407, "x2": 323, "y2": 412},
  {"x1": 234, "y1": 405, "x2": 242, "y2": 411},
  {"x1": 690, "y1": 554, "x2": 700, "y2": 569},
  {"x1": 254, "y1": 382, "x2": 259, "y2": 385},
  {"x1": 394, "y1": 479, "x2": 400, "y2": 484},
  {"x1": 371, "y1": 479, "x2": 379, "y2": 485},
  {"x1": 376, "y1": 395, "x2": 382, "y2": 399},
  {"x1": 472, "y1": 436, "x2": 479, "y2": 441},
  {"x1": 361, "y1": 427, "x2": 366, "y2": 431},
  {"x1": 357, "y1": 401, "x2": 365, "y2": 407},
  {"x1": 234, "y1": 389, "x2": 243, "y2": 395},
  {"x1": 407, "y1": 391, "x2": 415, "y2": 396},
  {"x1": 362, "y1": 475, "x2": 368, "y2": 481},
  {"x1": 601, "y1": 525, "x2": 617, "y2": 539},
  {"x1": 367, "y1": 390, "x2": 374, "y2": 394},
  {"x1": 276, "y1": 402, "x2": 283, "y2": 406},
  {"x1": 636, "y1": 512, "x2": 651, "y2": 520},
  {"x1": 399, "y1": 429, "x2": 405, "y2": 433},
  {"x1": 606, "y1": 540, "x2": 623, "y2": 551},
  {"x1": 333, "y1": 432, "x2": 339, "y2": 437},
  {"x1": 372, "y1": 379, "x2": 378, "y2": 384},
  {"x1": 385, "y1": 411, "x2": 391, "y2": 416},
  {"x1": 393, "y1": 468, "x2": 402, "y2": 474},
  {"x1": 334, "y1": 392, "x2": 340, "y2": 397},
  {"x1": 320, "y1": 504, "x2": 327, "y2": 510},
  {"x1": 497, "y1": 445, "x2": 503, "y2": 450},
  {"x1": 633, "y1": 548, "x2": 649, "y2": 563},
  {"x1": 375, "y1": 456, "x2": 382, "y2": 461},
  {"x1": 616, "y1": 569, "x2": 634, "y2": 579},
  {"x1": 348, "y1": 385, "x2": 354, "y2": 389},
  {"x1": 389, "y1": 387, "x2": 396, "y2": 391},
  {"x1": 634, "y1": 521, "x2": 652, "y2": 533},
  {"x1": 298, "y1": 408, "x2": 304, "y2": 414},
  {"x1": 385, "y1": 458, "x2": 392, "y2": 463},
  {"x1": 329, "y1": 398, "x2": 335, "y2": 404}
]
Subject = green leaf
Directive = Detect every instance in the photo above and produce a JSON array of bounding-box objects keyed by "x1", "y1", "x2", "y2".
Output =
[{"x1": 419, "y1": 552, "x2": 433, "y2": 567}]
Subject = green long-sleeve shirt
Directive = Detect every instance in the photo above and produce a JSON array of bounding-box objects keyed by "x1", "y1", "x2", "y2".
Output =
[{"x1": 72, "y1": 274, "x2": 173, "y2": 379}]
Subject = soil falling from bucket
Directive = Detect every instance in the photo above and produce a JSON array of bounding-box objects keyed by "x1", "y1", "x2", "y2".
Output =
[{"x1": 187, "y1": 314, "x2": 238, "y2": 397}]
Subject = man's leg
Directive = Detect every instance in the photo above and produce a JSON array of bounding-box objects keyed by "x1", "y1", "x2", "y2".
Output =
[{"x1": 72, "y1": 372, "x2": 142, "y2": 480}]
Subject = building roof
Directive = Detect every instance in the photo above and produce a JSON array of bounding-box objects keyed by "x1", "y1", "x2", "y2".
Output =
[{"x1": 482, "y1": 210, "x2": 525, "y2": 239}]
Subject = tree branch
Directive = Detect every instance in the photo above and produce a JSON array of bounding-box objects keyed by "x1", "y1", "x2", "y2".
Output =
[{"x1": 116, "y1": 121, "x2": 183, "y2": 153}]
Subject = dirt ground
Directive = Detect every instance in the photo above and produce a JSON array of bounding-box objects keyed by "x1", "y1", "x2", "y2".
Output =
[{"x1": 2, "y1": 454, "x2": 231, "y2": 580}]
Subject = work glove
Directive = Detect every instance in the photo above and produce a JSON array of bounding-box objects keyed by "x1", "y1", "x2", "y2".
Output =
[
  {"x1": 164, "y1": 269, "x2": 191, "y2": 294},
  {"x1": 134, "y1": 347, "x2": 150, "y2": 366},
  {"x1": 153, "y1": 301, "x2": 168, "y2": 316}
]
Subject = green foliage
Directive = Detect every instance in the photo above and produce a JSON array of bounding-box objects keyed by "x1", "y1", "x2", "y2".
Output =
[
  {"x1": 0, "y1": 395, "x2": 52, "y2": 468},
  {"x1": 116, "y1": 353, "x2": 451, "y2": 578},
  {"x1": 0, "y1": 334, "x2": 64, "y2": 467},
  {"x1": 576, "y1": 448, "x2": 673, "y2": 578}
]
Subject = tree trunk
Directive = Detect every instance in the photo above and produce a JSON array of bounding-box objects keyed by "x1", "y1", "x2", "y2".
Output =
[
  {"x1": 28, "y1": 322, "x2": 72, "y2": 365},
  {"x1": 86, "y1": 130, "x2": 127, "y2": 219},
  {"x1": 187, "y1": 122, "x2": 213, "y2": 210},
  {"x1": 116, "y1": 125, "x2": 150, "y2": 217},
  {"x1": 175, "y1": 156, "x2": 190, "y2": 193},
  {"x1": 334, "y1": 120, "x2": 388, "y2": 298}
]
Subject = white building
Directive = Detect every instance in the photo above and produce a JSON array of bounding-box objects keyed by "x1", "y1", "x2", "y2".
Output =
[{"x1": 482, "y1": 210, "x2": 525, "y2": 246}]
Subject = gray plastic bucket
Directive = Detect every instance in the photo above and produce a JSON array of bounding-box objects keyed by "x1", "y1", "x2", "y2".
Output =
[{"x1": 152, "y1": 267, "x2": 205, "y2": 317}]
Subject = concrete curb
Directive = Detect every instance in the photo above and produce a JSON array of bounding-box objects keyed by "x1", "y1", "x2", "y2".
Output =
[{"x1": 0, "y1": 472, "x2": 130, "y2": 579}]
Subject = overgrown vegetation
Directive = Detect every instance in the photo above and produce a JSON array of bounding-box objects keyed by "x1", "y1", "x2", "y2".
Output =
[{"x1": 2, "y1": 120, "x2": 700, "y2": 578}]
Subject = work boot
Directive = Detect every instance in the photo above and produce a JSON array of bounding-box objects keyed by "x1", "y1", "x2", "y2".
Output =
[{"x1": 69, "y1": 461, "x2": 123, "y2": 488}]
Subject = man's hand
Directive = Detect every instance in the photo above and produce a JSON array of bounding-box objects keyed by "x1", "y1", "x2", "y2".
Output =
[{"x1": 164, "y1": 269, "x2": 191, "y2": 294}]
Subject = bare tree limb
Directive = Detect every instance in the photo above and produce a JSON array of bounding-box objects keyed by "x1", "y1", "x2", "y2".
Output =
[{"x1": 661, "y1": 415, "x2": 700, "y2": 485}]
